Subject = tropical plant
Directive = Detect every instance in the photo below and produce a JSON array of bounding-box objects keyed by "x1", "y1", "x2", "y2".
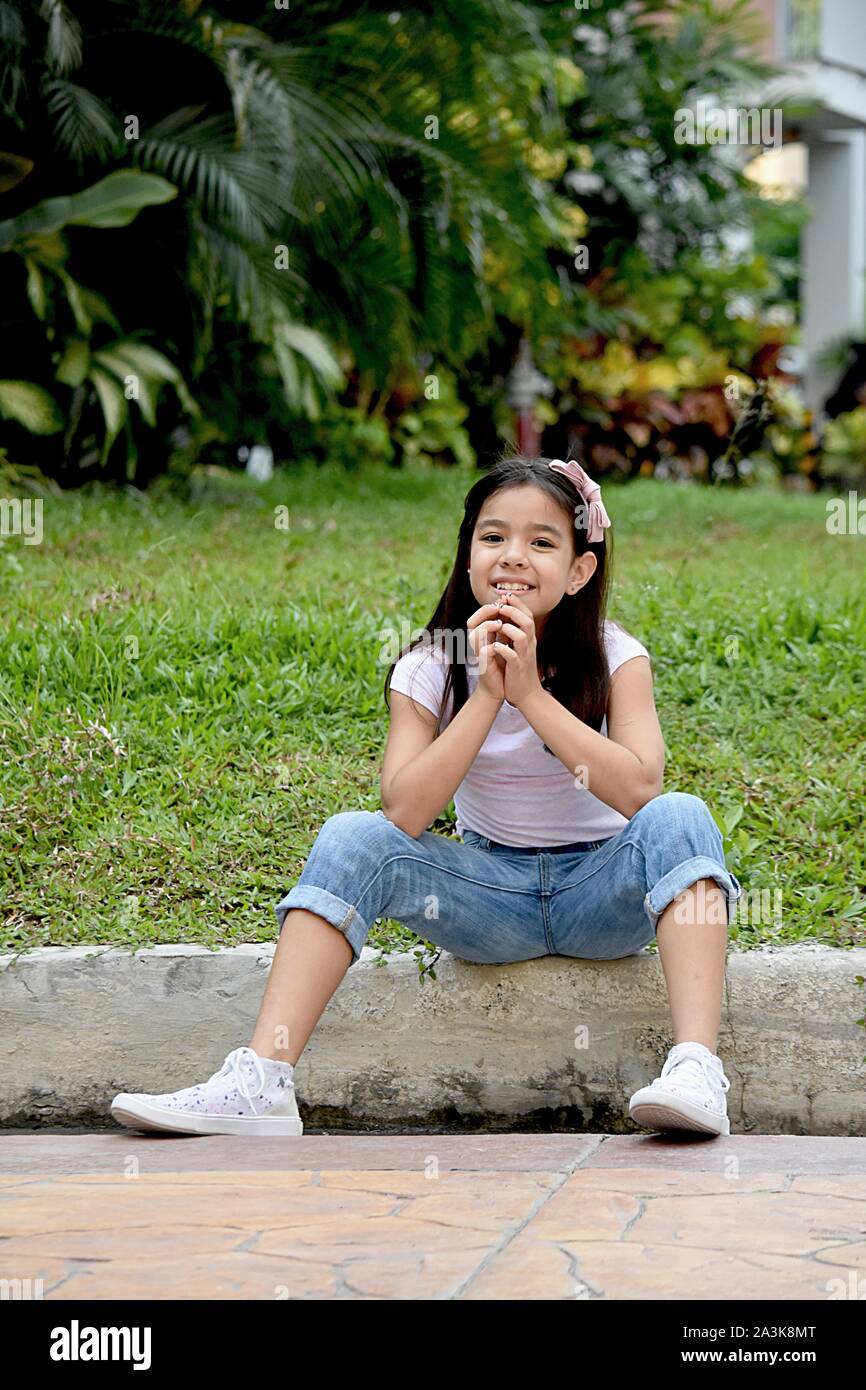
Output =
[
  {"x1": 489, "y1": 0, "x2": 808, "y2": 475},
  {"x1": 0, "y1": 0, "x2": 810, "y2": 483},
  {"x1": 0, "y1": 0, "x2": 581, "y2": 480},
  {"x1": 0, "y1": 167, "x2": 201, "y2": 475},
  {"x1": 821, "y1": 407, "x2": 866, "y2": 482}
]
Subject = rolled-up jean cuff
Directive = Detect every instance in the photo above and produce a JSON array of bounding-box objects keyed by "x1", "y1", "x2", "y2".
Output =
[
  {"x1": 643, "y1": 856, "x2": 742, "y2": 931},
  {"x1": 274, "y1": 886, "x2": 369, "y2": 966}
]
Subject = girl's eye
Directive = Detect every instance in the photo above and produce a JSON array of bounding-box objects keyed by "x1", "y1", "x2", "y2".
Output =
[{"x1": 480, "y1": 534, "x2": 552, "y2": 547}]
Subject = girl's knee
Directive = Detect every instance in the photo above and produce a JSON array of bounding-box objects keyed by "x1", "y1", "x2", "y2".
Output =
[
  {"x1": 314, "y1": 809, "x2": 394, "y2": 853},
  {"x1": 319, "y1": 808, "x2": 373, "y2": 831},
  {"x1": 632, "y1": 790, "x2": 714, "y2": 830}
]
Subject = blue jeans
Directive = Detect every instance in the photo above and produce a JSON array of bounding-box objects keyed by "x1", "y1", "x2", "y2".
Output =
[{"x1": 274, "y1": 791, "x2": 743, "y2": 968}]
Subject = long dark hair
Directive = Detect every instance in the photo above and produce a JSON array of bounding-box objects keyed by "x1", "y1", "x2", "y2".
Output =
[{"x1": 383, "y1": 451, "x2": 618, "y2": 743}]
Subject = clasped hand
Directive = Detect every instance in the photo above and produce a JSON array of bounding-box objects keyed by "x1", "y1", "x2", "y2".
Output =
[{"x1": 490, "y1": 596, "x2": 545, "y2": 709}]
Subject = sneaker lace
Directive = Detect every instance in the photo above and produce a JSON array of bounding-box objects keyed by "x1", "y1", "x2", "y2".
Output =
[
  {"x1": 654, "y1": 1044, "x2": 731, "y2": 1103},
  {"x1": 212, "y1": 1046, "x2": 267, "y2": 1114}
]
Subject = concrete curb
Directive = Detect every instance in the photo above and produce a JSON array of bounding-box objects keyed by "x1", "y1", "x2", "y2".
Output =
[{"x1": 3, "y1": 942, "x2": 866, "y2": 1134}]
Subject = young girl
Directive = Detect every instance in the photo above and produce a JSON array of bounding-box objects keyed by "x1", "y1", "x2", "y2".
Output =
[{"x1": 111, "y1": 453, "x2": 742, "y2": 1140}]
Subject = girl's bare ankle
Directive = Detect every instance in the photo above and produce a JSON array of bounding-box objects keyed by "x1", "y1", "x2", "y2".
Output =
[{"x1": 249, "y1": 1043, "x2": 297, "y2": 1066}]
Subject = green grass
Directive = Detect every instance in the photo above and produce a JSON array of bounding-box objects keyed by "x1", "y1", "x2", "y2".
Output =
[{"x1": 1, "y1": 460, "x2": 864, "y2": 963}]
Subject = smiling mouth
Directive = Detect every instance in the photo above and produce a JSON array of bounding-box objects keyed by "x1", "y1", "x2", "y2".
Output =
[{"x1": 492, "y1": 582, "x2": 534, "y2": 592}]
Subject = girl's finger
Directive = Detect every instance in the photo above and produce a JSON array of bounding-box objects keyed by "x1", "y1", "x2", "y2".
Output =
[
  {"x1": 470, "y1": 618, "x2": 502, "y2": 652},
  {"x1": 496, "y1": 603, "x2": 530, "y2": 625},
  {"x1": 468, "y1": 603, "x2": 507, "y2": 630},
  {"x1": 498, "y1": 622, "x2": 527, "y2": 642}
]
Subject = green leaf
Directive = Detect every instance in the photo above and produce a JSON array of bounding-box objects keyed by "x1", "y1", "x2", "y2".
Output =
[
  {"x1": 77, "y1": 287, "x2": 121, "y2": 330},
  {"x1": 55, "y1": 338, "x2": 90, "y2": 388},
  {"x1": 20, "y1": 231, "x2": 69, "y2": 269},
  {"x1": 273, "y1": 337, "x2": 300, "y2": 404},
  {"x1": 0, "y1": 380, "x2": 64, "y2": 434},
  {"x1": 92, "y1": 347, "x2": 157, "y2": 427},
  {"x1": 124, "y1": 418, "x2": 138, "y2": 483},
  {"x1": 97, "y1": 340, "x2": 182, "y2": 384},
  {"x1": 57, "y1": 269, "x2": 91, "y2": 334},
  {"x1": 301, "y1": 373, "x2": 319, "y2": 421},
  {"x1": 0, "y1": 150, "x2": 34, "y2": 195},
  {"x1": 24, "y1": 258, "x2": 47, "y2": 319},
  {"x1": 0, "y1": 170, "x2": 178, "y2": 249},
  {"x1": 93, "y1": 340, "x2": 199, "y2": 420},
  {"x1": 278, "y1": 322, "x2": 344, "y2": 387},
  {"x1": 89, "y1": 365, "x2": 127, "y2": 464},
  {"x1": 721, "y1": 804, "x2": 745, "y2": 837}
]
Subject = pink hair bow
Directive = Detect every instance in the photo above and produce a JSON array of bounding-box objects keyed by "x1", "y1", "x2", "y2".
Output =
[{"x1": 547, "y1": 458, "x2": 611, "y2": 542}]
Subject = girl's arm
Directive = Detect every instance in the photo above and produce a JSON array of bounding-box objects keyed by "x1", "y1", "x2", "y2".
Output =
[
  {"x1": 517, "y1": 656, "x2": 665, "y2": 820},
  {"x1": 381, "y1": 685, "x2": 503, "y2": 838}
]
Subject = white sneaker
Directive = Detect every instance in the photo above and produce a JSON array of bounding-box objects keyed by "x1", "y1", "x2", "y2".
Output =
[
  {"x1": 110, "y1": 1046, "x2": 303, "y2": 1137},
  {"x1": 628, "y1": 1041, "x2": 731, "y2": 1137}
]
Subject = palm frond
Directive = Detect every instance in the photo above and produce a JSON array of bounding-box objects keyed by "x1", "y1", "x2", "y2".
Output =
[
  {"x1": 134, "y1": 111, "x2": 275, "y2": 243},
  {"x1": 39, "y1": 0, "x2": 82, "y2": 75},
  {"x1": 43, "y1": 78, "x2": 119, "y2": 169},
  {"x1": 239, "y1": 48, "x2": 386, "y2": 214},
  {"x1": 192, "y1": 215, "x2": 308, "y2": 338},
  {"x1": 0, "y1": 1, "x2": 29, "y2": 118}
]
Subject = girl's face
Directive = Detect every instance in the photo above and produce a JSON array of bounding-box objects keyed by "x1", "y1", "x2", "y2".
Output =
[{"x1": 467, "y1": 483, "x2": 597, "y2": 635}]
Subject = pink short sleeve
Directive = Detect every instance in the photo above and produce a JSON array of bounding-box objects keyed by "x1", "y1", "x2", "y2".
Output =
[
  {"x1": 389, "y1": 644, "x2": 448, "y2": 720},
  {"x1": 605, "y1": 621, "x2": 651, "y2": 678}
]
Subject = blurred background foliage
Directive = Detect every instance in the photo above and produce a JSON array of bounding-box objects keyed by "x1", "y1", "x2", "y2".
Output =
[{"x1": 0, "y1": 0, "x2": 861, "y2": 491}]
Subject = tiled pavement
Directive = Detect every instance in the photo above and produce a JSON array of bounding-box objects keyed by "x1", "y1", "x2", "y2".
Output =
[{"x1": 1, "y1": 1133, "x2": 865, "y2": 1300}]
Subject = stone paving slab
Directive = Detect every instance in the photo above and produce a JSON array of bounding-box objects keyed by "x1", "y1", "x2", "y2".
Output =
[
  {"x1": 2, "y1": 1131, "x2": 866, "y2": 1174},
  {"x1": 2, "y1": 1134, "x2": 865, "y2": 1300}
]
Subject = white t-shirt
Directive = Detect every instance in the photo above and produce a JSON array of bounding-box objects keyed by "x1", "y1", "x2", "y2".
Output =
[{"x1": 388, "y1": 618, "x2": 651, "y2": 846}]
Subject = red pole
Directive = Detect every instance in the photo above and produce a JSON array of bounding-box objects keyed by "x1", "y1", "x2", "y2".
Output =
[
  {"x1": 516, "y1": 409, "x2": 540, "y2": 456},
  {"x1": 507, "y1": 337, "x2": 550, "y2": 457}
]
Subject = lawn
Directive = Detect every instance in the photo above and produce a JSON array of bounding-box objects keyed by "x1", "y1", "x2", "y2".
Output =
[{"x1": 1, "y1": 460, "x2": 864, "y2": 964}]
